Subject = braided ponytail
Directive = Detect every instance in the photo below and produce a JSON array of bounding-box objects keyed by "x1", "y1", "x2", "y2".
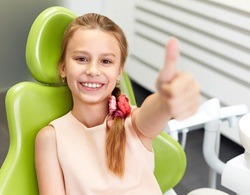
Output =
[{"x1": 106, "y1": 87, "x2": 130, "y2": 177}]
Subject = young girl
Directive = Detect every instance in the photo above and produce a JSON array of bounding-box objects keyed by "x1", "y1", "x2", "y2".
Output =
[{"x1": 35, "y1": 13, "x2": 200, "y2": 194}]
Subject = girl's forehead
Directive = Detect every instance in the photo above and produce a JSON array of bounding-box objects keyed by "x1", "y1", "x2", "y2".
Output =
[
  {"x1": 70, "y1": 29, "x2": 117, "y2": 44},
  {"x1": 67, "y1": 29, "x2": 121, "y2": 55}
]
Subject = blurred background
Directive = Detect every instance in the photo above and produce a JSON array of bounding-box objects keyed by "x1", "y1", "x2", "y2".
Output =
[{"x1": 0, "y1": 0, "x2": 249, "y2": 194}]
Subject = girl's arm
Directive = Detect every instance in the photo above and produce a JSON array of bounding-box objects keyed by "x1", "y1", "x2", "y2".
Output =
[
  {"x1": 35, "y1": 126, "x2": 65, "y2": 195},
  {"x1": 134, "y1": 38, "x2": 200, "y2": 149}
]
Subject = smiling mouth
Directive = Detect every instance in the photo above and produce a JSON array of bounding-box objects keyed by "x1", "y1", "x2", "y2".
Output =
[{"x1": 81, "y1": 82, "x2": 102, "y2": 89}]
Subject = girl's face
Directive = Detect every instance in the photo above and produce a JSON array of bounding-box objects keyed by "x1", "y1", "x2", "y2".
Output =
[{"x1": 60, "y1": 29, "x2": 122, "y2": 106}]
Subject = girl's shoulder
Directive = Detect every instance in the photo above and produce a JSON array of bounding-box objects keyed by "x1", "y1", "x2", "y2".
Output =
[{"x1": 35, "y1": 125, "x2": 56, "y2": 148}]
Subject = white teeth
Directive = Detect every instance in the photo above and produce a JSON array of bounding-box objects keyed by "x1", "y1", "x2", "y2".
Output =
[{"x1": 83, "y1": 83, "x2": 101, "y2": 88}]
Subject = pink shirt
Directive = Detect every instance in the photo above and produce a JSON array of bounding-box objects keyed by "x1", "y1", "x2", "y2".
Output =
[{"x1": 50, "y1": 111, "x2": 162, "y2": 195}]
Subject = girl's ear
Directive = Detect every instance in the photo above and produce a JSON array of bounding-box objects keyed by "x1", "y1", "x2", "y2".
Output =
[
  {"x1": 118, "y1": 66, "x2": 123, "y2": 78},
  {"x1": 59, "y1": 62, "x2": 67, "y2": 78}
]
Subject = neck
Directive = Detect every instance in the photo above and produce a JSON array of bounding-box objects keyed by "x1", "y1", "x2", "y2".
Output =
[{"x1": 72, "y1": 101, "x2": 109, "y2": 128}]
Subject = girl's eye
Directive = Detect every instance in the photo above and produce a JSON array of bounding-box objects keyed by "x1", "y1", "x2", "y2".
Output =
[
  {"x1": 76, "y1": 57, "x2": 88, "y2": 62},
  {"x1": 102, "y1": 59, "x2": 112, "y2": 64}
]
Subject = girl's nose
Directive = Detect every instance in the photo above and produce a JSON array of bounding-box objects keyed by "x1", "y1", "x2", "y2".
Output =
[{"x1": 85, "y1": 63, "x2": 101, "y2": 76}]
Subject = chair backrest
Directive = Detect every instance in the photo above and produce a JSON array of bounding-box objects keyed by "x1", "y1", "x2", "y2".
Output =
[
  {"x1": 0, "y1": 7, "x2": 75, "y2": 195},
  {"x1": 0, "y1": 6, "x2": 186, "y2": 194}
]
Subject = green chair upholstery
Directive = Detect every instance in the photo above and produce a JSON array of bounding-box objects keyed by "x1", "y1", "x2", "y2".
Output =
[
  {"x1": 0, "y1": 6, "x2": 186, "y2": 195},
  {"x1": 154, "y1": 132, "x2": 186, "y2": 192}
]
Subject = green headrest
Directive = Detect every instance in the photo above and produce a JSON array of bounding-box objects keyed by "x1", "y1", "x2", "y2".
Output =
[{"x1": 26, "y1": 6, "x2": 76, "y2": 84}]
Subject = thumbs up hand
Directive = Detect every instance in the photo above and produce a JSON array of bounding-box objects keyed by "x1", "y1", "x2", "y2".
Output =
[{"x1": 156, "y1": 37, "x2": 200, "y2": 120}]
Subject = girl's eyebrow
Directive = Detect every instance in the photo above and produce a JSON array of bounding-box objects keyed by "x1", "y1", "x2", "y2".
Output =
[
  {"x1": 72, "y1": 50, "x2": 89, "y2": 55},
  {"x1": 102, "y1": 53, "x2": 116, "y2": 58},
  {"x1": 73, "y1": 50, "x2": 116, "y2": 57}
]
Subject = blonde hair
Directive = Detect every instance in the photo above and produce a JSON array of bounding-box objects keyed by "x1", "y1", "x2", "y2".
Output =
[{"x1": 59, "y1": 13, "x2": 128, "y2": 177}]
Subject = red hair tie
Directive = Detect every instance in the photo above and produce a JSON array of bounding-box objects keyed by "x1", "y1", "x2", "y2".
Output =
[{"x1": 109, "y1": 95, "x2": 131, "y2": 119}]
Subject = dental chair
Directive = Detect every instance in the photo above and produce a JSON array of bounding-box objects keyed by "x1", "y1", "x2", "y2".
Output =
[
  {"x1": 0, "y1": 6, "x2": 186, "y2": 195},
  {"x1": 187, "y1": 112, "x2": 250, "y2": 195},
  {"x1": 166, "y1": 98, "x2": 249, "y2": 194}
]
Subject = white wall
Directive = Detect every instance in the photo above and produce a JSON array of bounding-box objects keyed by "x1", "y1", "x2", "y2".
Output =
[{"x1": 63, "y1": 0, "x2": 103, "y2": 16}]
